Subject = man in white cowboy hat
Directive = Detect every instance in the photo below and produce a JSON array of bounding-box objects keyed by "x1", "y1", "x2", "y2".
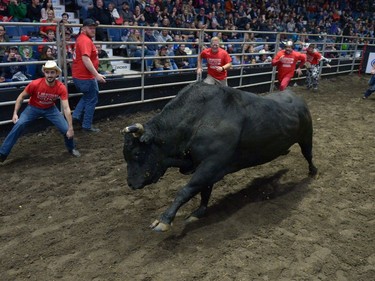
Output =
[{"x1": 0, "y1": 60, "x2": 81, "y2": 163}]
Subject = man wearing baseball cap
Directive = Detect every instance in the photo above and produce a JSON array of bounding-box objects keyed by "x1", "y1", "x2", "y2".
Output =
[
  {"x1": 72, "y1": 18, "x2": 106, "y2": 133},
  {"x1": 0, "y1": 61, "x2": 80, "y2": 163}
]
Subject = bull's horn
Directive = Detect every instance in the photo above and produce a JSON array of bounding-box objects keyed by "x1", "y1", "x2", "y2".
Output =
[{"x1": 120, "y1": 123, "x2": 144, "y2": 137}]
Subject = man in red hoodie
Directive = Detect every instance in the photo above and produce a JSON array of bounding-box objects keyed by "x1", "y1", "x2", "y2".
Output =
[{"x1": 272, "y1": 41, "x2": 306, "y2": 91}]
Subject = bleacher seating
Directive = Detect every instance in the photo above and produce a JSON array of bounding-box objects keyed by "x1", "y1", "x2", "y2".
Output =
[
  {"x1": 108, "y1": 28, "x2": 122, "y2": 42},
  {"x1": 5, "y1": 26, "x2": 19, "y2": 38},
  {"x1": 19, "y1": 26, "x2": 39, "y2": 37}
]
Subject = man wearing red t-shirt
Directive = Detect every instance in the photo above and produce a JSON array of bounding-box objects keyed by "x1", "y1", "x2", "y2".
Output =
[
  {"x1": 0, "y1": 61, "x2": 80, "y2": 163},
  {"x1": 72, "y1": 18, "x2": 106, "y2": 133},
  {"x1": 197, "y1": 36, "x2": 232, "y2": 86},
  {"x1": 304, "y1": 43, "x2": 331, "y2": 90},
  {"x1": 272, "y1": 41, "x2": 306, "y2": 91}
]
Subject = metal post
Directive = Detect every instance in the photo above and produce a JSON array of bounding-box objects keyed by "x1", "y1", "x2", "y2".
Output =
[{"x1": 270, "y1": 33, "x2": 280, "y2": 92}]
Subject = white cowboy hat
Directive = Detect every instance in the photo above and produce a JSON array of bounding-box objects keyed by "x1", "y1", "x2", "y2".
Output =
[{"x1": 42, "y1": 60, "x2": 62, "y2": 75}]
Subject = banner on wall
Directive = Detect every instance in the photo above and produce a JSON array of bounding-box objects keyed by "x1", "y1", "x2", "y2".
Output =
[{"x1": 365, "y1": 52, "x2": 375, "y2": 73}]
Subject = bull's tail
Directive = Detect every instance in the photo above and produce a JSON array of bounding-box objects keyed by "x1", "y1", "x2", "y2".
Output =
[{"x1": 298, "y1": 114, "x2": 317, "y2": 176}]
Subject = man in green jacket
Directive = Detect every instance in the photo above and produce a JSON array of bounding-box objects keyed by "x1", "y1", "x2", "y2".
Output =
[{"x1": 9, "y1": 0, "x2": 28, "y2": 22}]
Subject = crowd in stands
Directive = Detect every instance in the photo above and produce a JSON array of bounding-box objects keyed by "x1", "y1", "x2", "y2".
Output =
[{"x1": 0, "y1": 0, "x2": 374, "y2": 80}]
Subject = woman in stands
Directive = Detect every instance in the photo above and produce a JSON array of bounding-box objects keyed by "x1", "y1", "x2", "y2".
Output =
[
  {"x1": 41, "y1": 0, "x2": 54, "y2": 20},
  {"x1": 35, "y1": 46, "x2": 55, "y2": 78},
  {"x1": 40, "y1": 9, "x2": 57, "y2": 38},
  {"x1": 0, "y1": 25, "x2": 9, "y2": 62}
]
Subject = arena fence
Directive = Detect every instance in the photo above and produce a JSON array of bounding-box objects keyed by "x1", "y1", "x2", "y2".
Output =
[{"x1": 0, "y1": 21, "x2": 372, "y2": 129}]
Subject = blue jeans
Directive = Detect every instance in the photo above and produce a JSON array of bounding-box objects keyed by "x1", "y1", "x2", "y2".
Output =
[
  {"x1": 0, "y1": 105, "x2": 75, "y2": 157},
  {"x1": 364, "y1": 75, "x2": 375, "y2": 98},
  {"x1": 72, "y1": 78, "x2": 99, "y2": 129}
]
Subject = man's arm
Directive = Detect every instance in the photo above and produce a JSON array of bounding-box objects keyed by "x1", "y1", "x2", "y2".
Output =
[
  {"x1": 12, "y1": 91, "x2": 29, "y2": 123},
  {"x1": 196, "y1": 54, "x2": 203, "y2": 74},
  {"x1": 82, "y1": 55, "x2": 106, "y2": 83},
  {"x1": 61, "y1": 99, "x2": 74, "y2": 138}
]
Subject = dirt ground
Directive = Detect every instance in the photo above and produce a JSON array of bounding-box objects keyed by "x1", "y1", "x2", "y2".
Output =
[{"x1": 0, "y1": 75, "x2": 374, "y2": 281}]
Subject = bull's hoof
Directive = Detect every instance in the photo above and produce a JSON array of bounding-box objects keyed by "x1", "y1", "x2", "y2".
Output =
[
  {"x1": 149, "y1": 220, "x2": 171, "y2": 232},
  {"x1": 309, "y1": 167, "x2": 318, "y2": 177},
  {"x1": 185, "y1": 215, "x2": 199, "y2": 223}
]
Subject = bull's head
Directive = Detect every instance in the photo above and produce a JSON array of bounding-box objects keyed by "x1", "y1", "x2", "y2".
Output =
[{"x1": 121, "y1": 123, "x2": 167, "y2": 190}]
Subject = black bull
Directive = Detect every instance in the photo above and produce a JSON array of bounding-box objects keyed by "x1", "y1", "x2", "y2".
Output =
[{"x1": 122, "y1": 82, "x2": 317, "y2": 231}]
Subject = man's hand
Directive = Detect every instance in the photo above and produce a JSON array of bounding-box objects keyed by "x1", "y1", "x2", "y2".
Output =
[
  {"x1": 96, "y1": 73, "x2": 106, "y2": 83},
  {"x1": 12, "y1": 113, "x2": 19, "y2": 124},
  {"x1": 215, "y1": 66, "x2": 224, "y2": 72},
  {"x1": 66, "y1": 128, "x2": 74, "y2": 139},
  {"x1": 296, "y1": 67, "x2": 302, "y2": 76}
]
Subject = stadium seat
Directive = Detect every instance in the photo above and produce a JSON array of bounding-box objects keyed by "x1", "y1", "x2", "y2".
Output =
[
  {"x1": 5, "y1": 26, "x2": 19, "y2": 37},
  {"x1": 19, "y1": 26, "x2": 39, "y2": 37},
  {"x1": 107, "y1": 28, "x2": 122, "y2": 42}
]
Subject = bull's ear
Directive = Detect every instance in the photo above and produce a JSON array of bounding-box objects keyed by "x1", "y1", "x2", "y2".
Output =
[{"x1": 140, "y1": 132, "x2": 153, "y2": 143}]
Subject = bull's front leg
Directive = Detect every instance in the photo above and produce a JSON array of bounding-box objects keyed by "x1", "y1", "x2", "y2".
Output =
[{"x1": 150, "y1": 183, "x2": 205, "y2": 232}]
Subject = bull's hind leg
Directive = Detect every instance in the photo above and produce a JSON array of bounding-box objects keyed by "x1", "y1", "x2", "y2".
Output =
[
  {"x1": 299, "y1": 140, "x2": 318, "y2": 176},
  {"x1": 185, "y1": 185, "x2": 213, "y2": 223}
]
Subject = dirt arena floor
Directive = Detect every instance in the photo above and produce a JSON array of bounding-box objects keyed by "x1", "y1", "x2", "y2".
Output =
[{"x1": 1, "y1": 75, "x2": 374, "y2": 281}]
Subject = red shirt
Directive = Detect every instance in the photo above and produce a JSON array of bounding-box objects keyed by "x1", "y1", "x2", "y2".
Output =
[
  {"x1": 306, "y1": 50, "x2": 322, "y2": 65},
  {"x1": 201, "y1": 47, "x2": 232, "y2": 80},
  {"x1": 26, "y1": 78, "x2": 68, "y2": 109},
  {"x1": 72, "y1": 33, "x2": 98, "y2": 79},
  {"x1": 272, "y1": 50, "x2": 306, "y2": 80},
  {"x1": 39, "y1": 19, "x2": 57, "y2": 35}
]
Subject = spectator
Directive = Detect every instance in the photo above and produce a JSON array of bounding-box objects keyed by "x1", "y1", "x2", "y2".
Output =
[
  {"x1": 197, "y1": 36, "x2": 232, "y2": 86},
  {"x1": 0, "y1": 25, "x2": 9, "y2": 62},
  {"x1": 144, "y1": 28, "x2": 158, "y2": 55},
  {"x1": 0, "y1": 0, "x2": 10, "y2": 22},
  {"x1": 0, "y1": 60, "x2": 80, "y2": 163},
  {"x1": 108, "y1": 2, "x2": 122, "y2": 24},
  {"x1": 152, "y1": 45, "x2": 173, "y2": 74},
  {"x1": 126, "y1": 28, "x2": 145, "y2": 63},
  {"x1": 174, "y1": 44, "x2": 190, "y2": 69},
  {"x1": 19, "y1": 35, "x2": 34, "y2": 61},
  {"x1": 154, "y1": 29, "x2": 172, "y2": 43},
  {"x1": 72, "y1": 18, "x2": 106, "y2": 133},
  {"x1": 89, "y1": 0, "x2": 114, "y2": 41},
  {"x1": 256, "y1": 49, "x2": 272, "y2": 66},
  {"x1": 77, "y1": 0, "x2": 94, "y2": 21},
  {"x1": 196, "y1": 7, "x2": 209, "y2": 28},
  {"x1": 40, "y1": 0, "x2": 53, "y2": 20},
  {"x1": 64, "y1": 31, "x2": 75, "y2": 59},
  {"x1": 133, "y1": 5, "x2": 145, "y2": 26},
  {"x1": 38, "y1": 29, "x2": 57, "y2": 57},
  {"x1": 1, "y1": 46, "x2": 28, "y2": 82},
  {"x1": 271, "y1": 40, "x2": 305, "y2": 91},
  {"x1": 36, "y1": 46, "x2": 55, "y2": 78},
  {"x1": 164, "y1": 0, "x2": 174, "y2": 14},
  {"x1": 9, "y1": 0, "x2": 28, "y2": 22},
  {"x1": 304, "y1": 43, "x2": 331, "y2": 90},
  {"x1": 143, "y1": 3, "x2": 157, "y2": 25},
  {"x1": 40, "y1": 10, "x2": 57, "y2": 38},
  {"x1": 96, "y1": 44, "x2": 114, "y2": 75},
  {"x1": 119, "y1": 1, "x2": 134, "y2": 22},
  {"x1": 362, "y1": 64, "x2": 375, "y2": 99},
  {"x1": 59, "y1": 12, "x2": 74, "y2": 36},
  {"x1": 231, "y1": 54, "x2": 242, "y2": 65},
  {"x1": 27, "y1": 0, "x2": 42, "y2": 23}
]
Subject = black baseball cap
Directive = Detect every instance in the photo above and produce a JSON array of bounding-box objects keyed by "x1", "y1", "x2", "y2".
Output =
[{"x1": 83, "y1": 18, "x2": 98, "y2": 27}]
